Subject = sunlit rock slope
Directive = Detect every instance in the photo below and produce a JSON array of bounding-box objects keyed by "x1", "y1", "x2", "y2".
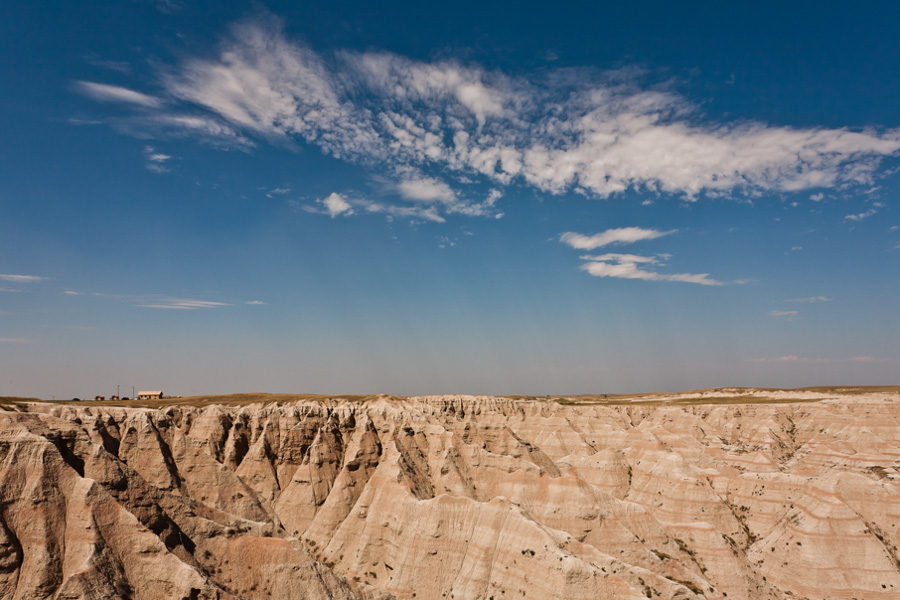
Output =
[{"x1": 1, "y1": 388, "x2": 899, "y2": 600}]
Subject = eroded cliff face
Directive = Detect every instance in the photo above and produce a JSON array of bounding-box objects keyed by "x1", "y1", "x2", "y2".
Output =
[{"x1": 2, "y1": 392, "x2": 900, "y2": 600}]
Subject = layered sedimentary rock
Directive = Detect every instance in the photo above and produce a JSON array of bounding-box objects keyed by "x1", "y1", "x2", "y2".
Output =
[{"x1": 1, "y1": 389, "x2": 899, "y2": 599}]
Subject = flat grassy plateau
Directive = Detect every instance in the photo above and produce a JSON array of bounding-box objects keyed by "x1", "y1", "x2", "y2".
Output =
[{"x1": 2, "y1": 386, "x2": 898, "y2": 410}]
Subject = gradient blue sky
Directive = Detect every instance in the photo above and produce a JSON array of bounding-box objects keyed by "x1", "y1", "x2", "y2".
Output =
[{"x1": 2, "y1": 1, "x2": 899, "y2": 398}]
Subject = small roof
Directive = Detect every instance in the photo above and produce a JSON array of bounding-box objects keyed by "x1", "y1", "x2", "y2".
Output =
[{"x1": 137, "y1": 390, "x2": 163, "y2": 395}]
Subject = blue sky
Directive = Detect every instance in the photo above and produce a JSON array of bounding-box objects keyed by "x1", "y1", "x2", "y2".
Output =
[{"x1": 2, "y1": 1, "x2": 899, "y2": 398}]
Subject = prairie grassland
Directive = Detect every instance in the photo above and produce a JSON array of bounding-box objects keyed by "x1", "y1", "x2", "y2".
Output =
[
  {"x1": 64, "y1": 392, "x2": 392, "y2": 409},
  {"x1": 7, "y1": 385, "x2": 898, "y2": 409},
  {"x1": 552, "y1": 385, "x2": 900, "y2": 406},
  {"x1": 553, "y1": 395, "x2": 826, "y2": 406},
  {"x1": 0, "y1": 396, "x2": 40, "y2": 409}
]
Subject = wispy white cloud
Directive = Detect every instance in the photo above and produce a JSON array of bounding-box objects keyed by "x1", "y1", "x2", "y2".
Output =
[
  {"x1": 577, "y1": 252, "x2": 722, "y2": 285},
  {"x1": 264, "y1": 187, "x2": 291, "y2": 198},
  {"x1": 561, "y1": 228, "x2": 720, "y2": 284},
  {"x1": 75, "y1": 81, "x2": 162, "y2": 108},
  {"x1": 143, "y1": 145, "x2": 173, "y2": 173},
  {"x1": 146, "y1": 149, "x2": 171, "y2": 163},
  {"x1": 750, "y1": 355, "x2": 892, "y2": 364},
  {"x1": 0, "y1": 274, "x2": 46, "y2": 283},
  {"x1": 113, "y1": 114, "x2": 253, "y2": 150},
  {"x1": 851, "y1": 355, "x2": 890, "y2": 363},
  {"x1": 0, "y1": 287, "x2": 21, "y2": 293},
  {"x1": 748, "y1": 355, "x2": 812, "y2": 363},
  {"x1": 66, "y1": 117, "x2": 105, "y2": 126},
  {"x1": 560, "y1": 227, "x2": 674, "y2": 250},
  {"x1": 787, "y1": 296, "x2": 829, "y2": 303},
  {"x1": 578, "y1": 252, "x2": 659, "y2": 263},
  {"x1": 845, "y1": 208, "x2": 878, "y2": 221},
  {"x1": 749, "y1": 355, "x2": 788, "y2": 363},
  {"x1": 138, "y1": 297, "x2": 231, "y2": 310},
  {"x1": 358, "y1": 200, "x2": 445, "y2": 222},
  {"x1": 63, "y1": 290, "x2": 82, "y2": 295},
  {"x1": 84, "y1": 53, "x2": 132, "y2": 74},
  {"x1": 392, "y1": 172, "x2": 499, "y2": 217},
  {"x1": 769, "y1": 310, "x2": 799, "y2": 319},
  {"x1": 301, "y1": 192, "x2": 446, "y2": 223},
  {"x1": 76, "y1": 17, "x2": 900, "y2": 222},
  {"x1": 246, "y1": 300, "x2": 266, "y2": 305}
]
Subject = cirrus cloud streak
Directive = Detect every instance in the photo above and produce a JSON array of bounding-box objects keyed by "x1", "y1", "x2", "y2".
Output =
[
  {"x1": 74, "y1": 17, "x2": 900, "y2": 221},
  {"x1": 75, "y1": 81, "x2": 162, "y2": 108},
  {"x1": 0, "y1": 274, "x2": 47, "y2": 283},
  {"x1": 579, "y1": 253, "x2": 723, "y2": 285},
  {"x1": 562, "y1": 227, "x2": 724, "y2": 285},
  {"x1": 560, "y1": 227, "x2": 675, "y2": 250},
  {"x1": 138, "y1": 298, "x2": 231, "y2": 310}
]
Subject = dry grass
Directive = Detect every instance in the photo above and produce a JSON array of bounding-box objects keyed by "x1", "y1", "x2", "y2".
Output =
[
  {"x1": 550, "y1": 385, "x2": 898, "y2": 406},
  {"x1": 9, "y1": 385, "x2": 897, "y2": 409},
  {"x1": 60, "y1": 392, "x2": 392, "y2": 409},
  {"x1": 0, "y1": 396, "x2": 41, "y2": 408},
  {"x1": 797, "y1": 385, "x2": 900, "y2": 395},
  {"x1": 555, "y1": 395, "x2": 827, "y2": 407}
]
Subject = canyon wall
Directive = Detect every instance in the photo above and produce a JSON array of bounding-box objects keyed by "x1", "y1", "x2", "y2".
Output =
[{"x1": 1, "y1": 391, "x2": 899, "y2": 599}]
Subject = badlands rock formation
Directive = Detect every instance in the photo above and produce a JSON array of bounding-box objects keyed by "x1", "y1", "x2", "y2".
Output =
[{"x1": 1, "y1": 388, "x2": 900, "y2": 600}]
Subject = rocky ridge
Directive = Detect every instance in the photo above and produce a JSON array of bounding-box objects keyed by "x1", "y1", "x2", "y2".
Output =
[{"x1": 1, "y1": 390, "x2": 899, "y2": 599}]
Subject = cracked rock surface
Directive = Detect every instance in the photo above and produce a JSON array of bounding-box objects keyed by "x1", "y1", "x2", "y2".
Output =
[{"x1": 1, "y1": 390, "x2": 900, "y2": 600}]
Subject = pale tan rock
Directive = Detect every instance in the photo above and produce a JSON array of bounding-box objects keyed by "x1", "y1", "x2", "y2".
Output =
[{"x1": 2, "y1": 389, "x2": 900, "y2": 599}]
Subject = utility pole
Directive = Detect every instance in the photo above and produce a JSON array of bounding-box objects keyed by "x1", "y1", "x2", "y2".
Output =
[{"x1": 117, "y1": 384, "x2": 120, "y2": 398}]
